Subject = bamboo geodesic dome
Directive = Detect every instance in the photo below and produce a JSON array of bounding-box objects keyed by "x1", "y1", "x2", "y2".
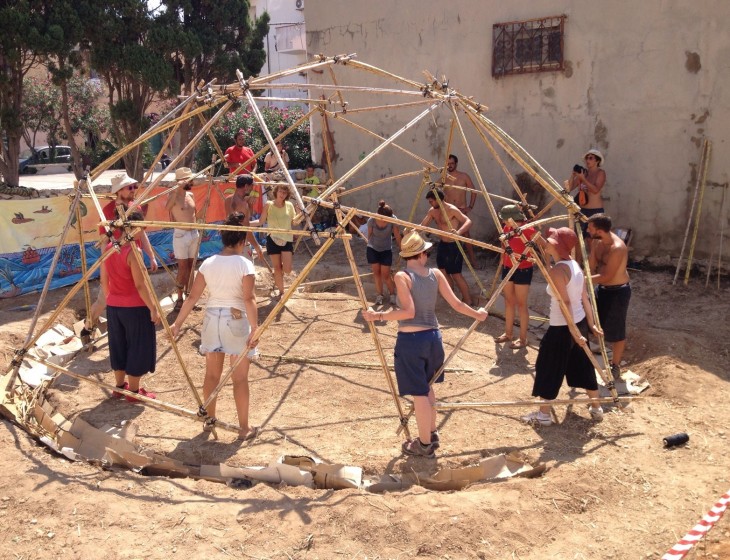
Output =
[{"x1": 2, "y1": 54, "x2": 632, "y2": 451}]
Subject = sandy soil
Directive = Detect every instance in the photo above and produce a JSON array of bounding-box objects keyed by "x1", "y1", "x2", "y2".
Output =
[{"x1": 0, "y1": 244, "x2": 729, "y2": 560}]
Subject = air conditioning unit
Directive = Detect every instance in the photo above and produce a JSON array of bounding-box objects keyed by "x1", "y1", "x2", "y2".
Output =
[{"x1": 295, "y1": 0, "x2": 304, "y2": 10}]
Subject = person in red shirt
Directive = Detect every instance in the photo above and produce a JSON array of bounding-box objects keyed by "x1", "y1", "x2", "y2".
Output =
[
  {"x1": 101, "y1": 209, "x2": 160, "y2": 402},
  {"x1": 495, "y1": 205, "x2": 536, "y2": 349},
  {"x1": 224, "y1": 130, "x2": 256, "y2": 175},
  {"x1": 85, "y1": 173, "x2": 158, "y2": 338}
]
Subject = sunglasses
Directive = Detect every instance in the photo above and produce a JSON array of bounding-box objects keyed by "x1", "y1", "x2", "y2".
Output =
[
  {"x1": 126, "y1": 185, "x2": 138, "y2": 190},
  {"x1": 585, "y1": 155, "x2": 596, "y2": 161}
]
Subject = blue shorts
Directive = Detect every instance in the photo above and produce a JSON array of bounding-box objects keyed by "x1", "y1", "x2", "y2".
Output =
[
  {"x1": 436, "y1": 241, "x2": 464, "y2": 275},
  {"x1": 107, "y1": 306, "x2": 156, "y2": 377},
  {"x1": 266, "y1": 235, "x2": 294, "y2": 255},
  {"x1": 393, "y1": 329, "x2": 445, "y2": 397},
  {"x1": 200, "y1": 307, "x2": 257, "y2": 357},
  {"x1": 366, "y1": 246, "x2": 393, "y2": 266},
  {"x1": 502, "y1": 265, "x2": 533, "y2": 285}
]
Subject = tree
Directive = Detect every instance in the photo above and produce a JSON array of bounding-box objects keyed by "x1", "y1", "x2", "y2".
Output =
[
  {"x1": 153, "y1": 0, "x2": 269, "y2": 166},
  {"x1": 20, "y1": 75, "x2": 109, "y2": 159},
  {"x1": 0, "y1": 2, "x2": 54, "y2": 187},
  {"x1": 83, "y1": 0, "x2": 178, "y2": 178}
]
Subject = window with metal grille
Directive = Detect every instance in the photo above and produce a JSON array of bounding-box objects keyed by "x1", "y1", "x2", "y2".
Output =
[{"x1": 492, "y1": 15, "x2": 566, "y2": 78}]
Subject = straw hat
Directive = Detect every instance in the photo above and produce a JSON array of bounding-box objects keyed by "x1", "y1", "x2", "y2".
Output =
[
  {"x1": 498, "y1": 204, "x2": 526, "y2": 222},
  {"x1": 110, "y1": 172, "x2": 138, "y2": 194},
  {"x1": 399, "y1": 230, "x2": 433, "y2": 258},
  {"x1": 175, "y1": 167, "x2": 194, "y2": 182},
  {"x1": 584, "y1": 149, "x2": 604, "y2": 166},
  {"x1": 546, "y1": 227, "x2": 577, "y2": 260}
]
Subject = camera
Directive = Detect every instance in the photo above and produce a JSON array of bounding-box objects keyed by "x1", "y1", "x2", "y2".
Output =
[{"x1": 573, "y1": 164, "x2": 587, "y2": 174}]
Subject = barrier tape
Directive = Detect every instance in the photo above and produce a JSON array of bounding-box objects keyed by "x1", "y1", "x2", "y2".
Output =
[{"x1": 662, "y1": 489, "x2": 730, "y2": 560}]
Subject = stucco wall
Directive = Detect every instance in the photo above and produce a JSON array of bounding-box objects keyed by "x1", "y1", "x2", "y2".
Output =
[{"x1": 303, "y1": 1, "x2": 730, "y2": 258}]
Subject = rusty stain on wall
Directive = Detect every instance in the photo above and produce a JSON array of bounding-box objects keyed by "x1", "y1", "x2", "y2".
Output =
[
  {"x1": 685, "y1": 51, "x2": 702, "y2": 73},
  {"x1": 563, "y1": 60, "x2": 573, "y2": 78},
  {"x1": 594, "y1": 119, "x2": 609, "y2": 149}
]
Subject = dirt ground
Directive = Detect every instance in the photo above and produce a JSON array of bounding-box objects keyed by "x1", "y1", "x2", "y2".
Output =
[{"x1": 1, "y1": 242, "x2": 729, "y2": 560}]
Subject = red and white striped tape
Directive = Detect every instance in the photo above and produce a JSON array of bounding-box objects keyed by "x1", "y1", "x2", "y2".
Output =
[{"x1": 662, "y1": 489, "x2": 730, "y2": 560}]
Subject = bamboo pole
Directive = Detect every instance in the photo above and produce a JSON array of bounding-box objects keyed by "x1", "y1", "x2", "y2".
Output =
[
  {"x1": 717, "y1": 183, "x2": 728, "y2": 290},
  {"x1": 299, "y1": 272, "x2": 373, "y2": 288},
  {"x1": 28, "y1": 356, "x2": 242, "y2": 434},
  {"x1": 3, "y1": 190, "x2": 84, "y2": 393},
  {"x1": 684, "y1": 139, "x2": 712, "y2": 285},
  {"x1": 432, "y1": 395, "x2": 642, "y2": 410},
  {"x1": 396, "y1": 262, "x2": 518, "y2": 435},
  {"x1": 256, "y1": 353, "x2": 471, "y2": 372},
  {"x1": 335, "y1": 170, "x2": 424, "y2": 199},
  {"x1": 242, "y1": 87, "x2": 318, "y2": 239},
  {"x1": 200, "y1": 209, "x2": 358, "y2": 411},
  {"x1": 140, "y1": 100, "x2": 195, "y2": 188},
  {"x1": 345, "y1": 59, "x2": 425, "y2": 91},
  {"x1": 74, "y1": 192, "x2": 92, "y2": 328},
  {"x1": 331, "y1": 98, "x2": 436, "y2": 115},
  {"x1": 129, "y1": 100, "x2": 235, "y2": 217},
  {"x1": 187, "y1": 159, "x2": 218, "y2": 291},
  {"x1": 339, "y1": 197, "x2": 412, "y2": 439}
]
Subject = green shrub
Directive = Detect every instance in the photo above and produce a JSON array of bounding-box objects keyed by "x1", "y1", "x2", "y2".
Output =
[{"x1": 195, "y1": 103, "x2": 311, "y2": 173}]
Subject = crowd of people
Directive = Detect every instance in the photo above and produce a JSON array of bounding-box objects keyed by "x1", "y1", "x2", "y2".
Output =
[{"x1": 94, "y1": 138, "x2": 630, "y2": 457}]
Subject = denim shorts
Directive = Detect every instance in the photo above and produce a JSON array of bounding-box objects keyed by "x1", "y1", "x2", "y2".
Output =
[{"x1": 200, "y1": 307, "x2": 257, "y2": 357}]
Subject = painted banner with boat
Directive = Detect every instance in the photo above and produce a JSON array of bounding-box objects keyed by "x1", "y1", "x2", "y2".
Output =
[{"x1": 0, "y1": 181, "x2": 239, "y2": 298}]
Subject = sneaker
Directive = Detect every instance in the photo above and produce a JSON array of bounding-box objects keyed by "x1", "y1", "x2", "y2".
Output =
[
  {"x1": 389, "y1": 294, "x2": 397, "y2": 306},
  {"x1": 610, "y1": 363, "x2": 621, "y2": 380},
  {"x1": 111, "y1": 382, "x2": 129, "y2": 399},
  {"x1": 375, "y1": 294, "x2": 384, "y2": 306},
  {"x1": 402, "y1": 438, "x2": 436, "y2": 458},
  {"x1": 589, "y1": 406, "x2": 604, "y2": 422},
  {"x1": 520, "y1": 410, "x2": 553, "y2": 426},
  {"x1": 430, "y1": 430, "x2": 440, "y2": 450},
  {"x1": 126, "y1": 387, "x2": 157, "y2": 403}
]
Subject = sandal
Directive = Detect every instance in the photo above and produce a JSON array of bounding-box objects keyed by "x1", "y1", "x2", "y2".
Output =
[
  {"x1": 237, "y1": 426, "x2": 260, "y2": 442},
  {"x1": 495, "y1": 334, "x2": 513, "y2": 343},
  {"x1": 510, "y1": 339, "x2": 527, "y2": 349}
]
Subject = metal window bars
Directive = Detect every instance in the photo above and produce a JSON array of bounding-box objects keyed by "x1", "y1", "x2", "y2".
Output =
[{"x1": 492, "y1": 15, "x2": 566, "y2": 78}]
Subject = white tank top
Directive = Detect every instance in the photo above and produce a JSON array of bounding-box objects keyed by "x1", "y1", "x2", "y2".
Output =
[{"x1": 546, "y1": 259, "x2": 586, "y2": 326}]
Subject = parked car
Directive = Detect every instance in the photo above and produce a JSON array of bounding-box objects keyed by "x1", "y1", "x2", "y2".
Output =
[{"x1": 19, "y1": 145, "x2": 72, "y2": 174}]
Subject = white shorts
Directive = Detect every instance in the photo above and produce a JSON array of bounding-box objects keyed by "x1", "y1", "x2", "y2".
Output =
[
  {"x1": 199, "y1": 307, "x2": 257, "y2": 358},
  {"x1": 172, "y1": 229, "x2": 199, "y2": 260}
]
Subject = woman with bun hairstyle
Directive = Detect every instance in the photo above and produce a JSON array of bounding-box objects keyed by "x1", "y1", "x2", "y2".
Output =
[{"x1": 366, "y1": 200, "x2": 402, "y2": 306}]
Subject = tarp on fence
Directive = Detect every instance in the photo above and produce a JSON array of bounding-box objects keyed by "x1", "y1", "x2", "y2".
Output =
[{"x1": 0, "y1": 181, "x2": 237, "y2": 298}]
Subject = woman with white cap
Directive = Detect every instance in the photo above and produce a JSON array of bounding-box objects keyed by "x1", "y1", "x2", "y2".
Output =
[
  {"x1": 521, "y1": 227, "x2": 604, "y2": 427},
  {"x1": 362, "y1": 229, "x2": 488, "y2": 458}
]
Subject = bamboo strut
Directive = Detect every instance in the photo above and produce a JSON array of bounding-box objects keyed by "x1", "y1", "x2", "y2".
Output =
[
  {"x1": 437, "y1": 180, "x2": 522, "y2": 205},
  {"x1": 127, "y1": 241, "x2": 207, "y2": 414},
  {"x1": 462, "y1": 106, "x2": 530, "y2": 208},
  {"x1": 140, "y1": 100, "x2": 195, "y2": 188},
  {"x1": 299, "y1": 272, "x2": 373, "y2": 288},
  {"x1": 188, "y1": 165, "x2": 217, "y2": 290},
  {"x1": 324, "y1": 112, "x2": 437, "y2": 172},
  {"x1": 326, "y1": 64, "x2": 347, "y2": 112},
  {"x1": 530, "y1": 233, "x2": 623, "y2": 407},
  {"x1": 4, "y1": 190, "x2": 85, "y2": 393},
  {"x1": 74, "y1": 191, "x2": 92, "y2": 327},
  {"x1": 29, "y1": 356, "x2": 242, "y2": 434},
  {"x1": 684, "y1": 139, "x2": 712, "y2": 285},
  {"x1": 335, "y1": 170, "x2": 424, "y2": 198},
  {"x1": 251, "y1": 82, "x2": 426, "y2": 97},
  {"x1": 331, "y1": 98, "x2": 436, "y2": 115},
  {"x1": 432, "y1": 396, "x2": 642, "y2": 410},
  {"x1": 200, "y1": 209, "x2": 358, "y2": 412},
  {"x1": 129, "y1": 100, "x2": 234, "y2": 217},
  {"x1": 339, "y1": 195, "x2": 411, "y2": 439},
  {"x1": 717, "y1": 183, "x2": 728, "y2": 290},
  {"x1": 346, "y1": 59, "x2": 425, "y2": 91},
  {"x1": 242, "y1": 87, "x2": 318, "y2": 239},
  {"x1": 396, "y1": 261, "x2": 520, "y2": 435},
  {"x1": 256, "y1": 353, "x2": 471, "y2": 372}
]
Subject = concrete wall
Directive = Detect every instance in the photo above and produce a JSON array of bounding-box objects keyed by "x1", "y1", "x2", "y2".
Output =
[{"x1": 303, "y1": 1, "x2": 730, "y2": 258}]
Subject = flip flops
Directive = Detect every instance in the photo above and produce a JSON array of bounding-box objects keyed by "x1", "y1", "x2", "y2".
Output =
[
  {"x1": 510, "y1": 339, "x2": 527, "y2": 349},
  {"x1": 495, "y1": 334, "x2": 513, "y2": 343}
]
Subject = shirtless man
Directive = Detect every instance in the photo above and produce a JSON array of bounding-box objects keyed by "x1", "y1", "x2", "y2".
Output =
[
  {"x1": 224, "y1": 174, "x2": 263, "y2": 260},
  {"x1": 587, "y1": 213, "x2": 630, "y2": 379},
  {"x1": 421, "y1": 188, "x2": 473, "y2": 305},
  {"x1": 444, "y1": 154, "x2": 477, "y2": 265},
  {"x1": 166, "y1": 167, "x2": 199, "y2": 309}
]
